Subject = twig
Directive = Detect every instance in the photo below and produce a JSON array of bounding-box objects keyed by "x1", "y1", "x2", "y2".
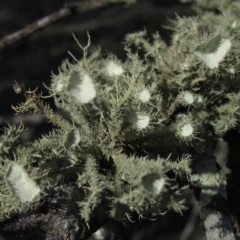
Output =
[
  {"x1": 0, "y1": 8, "x2": 71, "y2": 51},
  {"x1": 0, "y1": 0, "x2": 112, "y2": 51}
]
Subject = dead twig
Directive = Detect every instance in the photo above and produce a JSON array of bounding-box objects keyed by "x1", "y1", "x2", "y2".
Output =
[
  {"x1": 0, "y1": 8, "x2": 71, "y2": 51},
  {"x1": 0, "y1": 0, "x2": 115, "y2": 51}
]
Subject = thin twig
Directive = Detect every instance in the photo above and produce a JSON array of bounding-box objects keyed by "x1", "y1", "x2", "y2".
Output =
[
  {"x1": 0, "y1": 8, "x2": 71, "y2": 51},
  {"x1": 0, "y1": 0, "x2": 112, "y2": 51}
]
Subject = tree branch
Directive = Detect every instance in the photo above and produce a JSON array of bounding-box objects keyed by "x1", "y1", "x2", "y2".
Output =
[
  {"x1": 0, "y1": 0, "x2": 119, "y2": 51},
  {"x1": 203, "y1": 212, "x2": 236, "y2": 240},
  {"x1": 0, "y1": 183, "x2": 107, "y2": 240},
  {"x1": 201, "y1": 195, "x2": 236, "y2": 240}
]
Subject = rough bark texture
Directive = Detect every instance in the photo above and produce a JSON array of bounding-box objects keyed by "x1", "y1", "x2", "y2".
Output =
[
  {"x1": 0, "y1": 184, "x2": 105, "y2": 240},
  {"x1": 204, "y1": 212, "x2": 236, "y2": 240},
  {"x1": 201, "y1": 195, "x2": 236, "y2": 240}
]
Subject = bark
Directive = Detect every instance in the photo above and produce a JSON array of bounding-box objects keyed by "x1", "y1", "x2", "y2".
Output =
[
  {"x1": 203, "y1": 212, "x2": 236, "y2": 240},
  {"x1": 201, "y1": 195, "x2": 236, "y2": 240},
  {"x1": 0, "y1": 183, "x2": 106, "y2": 240}
]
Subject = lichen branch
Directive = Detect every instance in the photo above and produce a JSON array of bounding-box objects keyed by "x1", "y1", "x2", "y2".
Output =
[{"x1": 11, "y1": 82, "x2": 69, "y2": 129}]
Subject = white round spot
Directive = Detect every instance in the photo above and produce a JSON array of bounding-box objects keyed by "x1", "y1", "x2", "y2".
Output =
[
  {"x1": 181, "y1": 123, "x2": 193, "y2": 137},
  {"x1": 183, "y1": 92, "x2": 194, "y2": 104},
  {"x1": 138, "y1": 89, "x2": 151, "y2": 102},
  {"x1": 106, "y1": 61, "x2": 124, "y2": 76}
]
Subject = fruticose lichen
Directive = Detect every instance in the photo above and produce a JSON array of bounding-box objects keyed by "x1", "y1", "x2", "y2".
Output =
[{"x1": 2, "y1": 4, "x2": 240, "y2": 227}]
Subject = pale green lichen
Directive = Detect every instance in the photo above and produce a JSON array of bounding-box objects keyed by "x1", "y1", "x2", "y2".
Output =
[{"x1": 2, "y1": 7, "x2": 240, "y2": 224}]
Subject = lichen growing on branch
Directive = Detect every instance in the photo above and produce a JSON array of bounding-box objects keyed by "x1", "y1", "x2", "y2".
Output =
[{"x1": 1, "y1": 3, "x2": 240, "y2": 237}]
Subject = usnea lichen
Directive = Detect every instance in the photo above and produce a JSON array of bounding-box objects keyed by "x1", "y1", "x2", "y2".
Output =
[{"x1": 1, "y1": 5, "x2": 240, "y2": 226}]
